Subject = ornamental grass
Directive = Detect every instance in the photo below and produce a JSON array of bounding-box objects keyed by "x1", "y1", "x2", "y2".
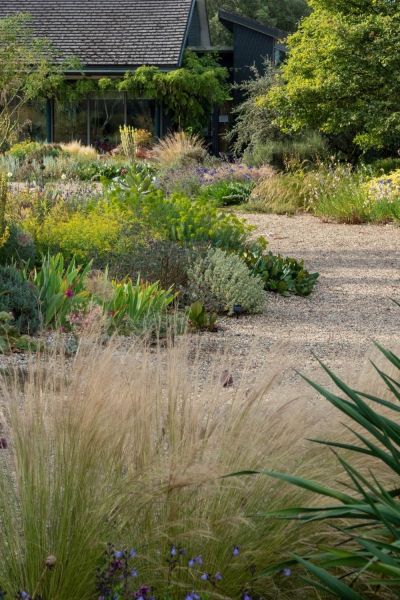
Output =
[{"x1": 0, "y1": 337, "x2": 336, "y2": 599}]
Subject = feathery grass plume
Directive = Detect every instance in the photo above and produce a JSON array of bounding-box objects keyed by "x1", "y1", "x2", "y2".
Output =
[
  {"x1": 153, "y1": 131, "x2": 207, "y2": 169},
  {"x1": 60, "y1": 141, "x2": 98, "y2": 160},
  {"x1": 0, "y1": 336, "x2": 334, "y2": 599}
]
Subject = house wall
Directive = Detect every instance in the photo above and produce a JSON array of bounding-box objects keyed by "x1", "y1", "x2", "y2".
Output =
[
  {"x1": 187, "y1": 3, "x2": 202, "y2": 47},
  {"x1": 232, "y1": 24, "x2": 274, "y2": 85}
]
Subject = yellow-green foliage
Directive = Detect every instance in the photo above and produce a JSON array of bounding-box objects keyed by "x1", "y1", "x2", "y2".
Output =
[
  {"x1": 367, "y1": 169, "x2": 400, "y2": 202},
  {"x1": 29, "y1": 203, "x2": 129, "y2": 261},
  {"x1": 7, "y1": 140, "x2": 42, "y2": 161}
]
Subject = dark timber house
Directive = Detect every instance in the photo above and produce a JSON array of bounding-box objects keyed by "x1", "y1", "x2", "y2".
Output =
[{"x1": 0, "y1": 0, "x2": 286, "y2": 152}]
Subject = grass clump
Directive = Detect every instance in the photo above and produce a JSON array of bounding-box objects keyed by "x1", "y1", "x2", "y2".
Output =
[
  {"x1": 153, "y1": 131, "x2": 207, "y2": 169},
  {"x1": 0, "y1": 337, "x2": 330, "y2": 599}
]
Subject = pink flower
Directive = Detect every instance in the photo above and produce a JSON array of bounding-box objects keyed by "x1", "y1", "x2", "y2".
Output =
[{"x1": 65, "y1": 288, "x2": 74, "y2": 298}]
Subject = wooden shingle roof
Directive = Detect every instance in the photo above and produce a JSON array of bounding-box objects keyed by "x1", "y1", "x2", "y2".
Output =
[{"x1": 0, "y1": 0, "x2": 195, "y2": 70}]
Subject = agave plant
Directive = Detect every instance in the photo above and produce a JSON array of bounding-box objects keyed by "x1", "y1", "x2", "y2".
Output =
[{"x1": 232, "y1": 342, "x2": 400, "y2": 599}]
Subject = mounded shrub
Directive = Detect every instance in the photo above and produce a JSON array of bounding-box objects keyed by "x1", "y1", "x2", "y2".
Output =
[
  {"x1": 0, "y1": 265, "x2": 40, "y2": 334},
  {"x1": 0, "y1": 224, "x2": 36, "y2": 266},
  {"x1": 188, "y1": 247, "x2": 266, "y2": 314}
]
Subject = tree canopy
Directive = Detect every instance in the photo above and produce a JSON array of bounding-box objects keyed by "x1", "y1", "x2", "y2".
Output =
[
  {"x1": 206, "y1": 0, "x2": 310, "y2": 43},
  {"x1": 264, "y1": 0, "x2": 400, "y2": 152},
  {"x1": 0, "y1": 14, "x2": 62, "y2": 149}
]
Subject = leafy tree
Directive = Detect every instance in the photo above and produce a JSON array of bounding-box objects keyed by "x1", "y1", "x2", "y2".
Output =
[
  {"x1": 0, "y1": 14, "x2": 63, "y2": 150},
  {"x1": 206, "y1": 0, "x2": 310, "y2": 43},
  {"x1": 265, "y1": 0, "x2": 400, "y2": 153},
  {"x1": 99, "y1": 52, "x2": 230, "y2": 133}
]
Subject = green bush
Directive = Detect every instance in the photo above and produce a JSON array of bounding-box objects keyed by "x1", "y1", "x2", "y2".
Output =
[
  {"x1": 107, "y1": 240, "x2": 195, "y2": 297},
  {"x1": 0, "y1": 224, "x2": 36, "y2": 266},
  {"x1": 199, "y1": 180, "x2": 255, "y2": 206},
  {"x1": 368, "y1": 156, "x2": 400, "y2": 176},
  {"x1": 0, "y1": 264, "x2": 40, "y2": 333},
  {"x1": 245, "y1": 250, "x2": 319, "y2": 296},
  {"x1": 188, "y1": 247, "x2": 266, "y2": 314},
  {"x1": 108, "y1": 166, "x2": 255, "y2": 251},
  {"x1": 244, "y1": 132, "x2": 327, "y2": 170},
  {"x1": 7, "y1": 141, "x2": 62, "y2": 162},
  {"x1": 30, "y1": 201, "x2": 136, "y2": 263},
  {"x1": 76, "y1": 161, "x2": 130, "y2": 181}
]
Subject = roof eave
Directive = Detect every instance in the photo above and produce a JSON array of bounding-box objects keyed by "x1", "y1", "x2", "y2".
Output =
[{"x1": 218, "y1": 8, "x2": 288, "y2": 41}]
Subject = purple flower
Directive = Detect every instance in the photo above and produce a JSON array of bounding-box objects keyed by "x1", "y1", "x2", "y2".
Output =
[
  {"x1": 130, "y1": 569, "x2": 138, "y2": 577},
  {"x1": 195, "y1": 556, "x2": 203, "y2": 565},
  {"x1": 65, "y1": 288, "x2": 74, "y2": 298},
  {"x1": 200, "y1": 573, "x2": 209, "y2": 581},
  {"x1": 282, "y1": 567, "x2": 292, "y2": 577},
  {"x1": 233, "y1": 546, "x2": 240, "y2": 556},
  {"x1": 170, "y1": 545, "x2": 178, "y2": 557},
  {"x1": 242, "y1": 594, "x2": 252, "y2": 600},
  {"x1": 20, "y1": 594, "x2": 31, "y2": 600},
  {"x1": 130, "y1": 548, "x2": 137, "y2": 558},
  {"x1": 188, "y1": 559, "x2": 195, "y2": 568},
  {"x1": 114, "y1": 550, "x2": 124, "y2": 559},
  {"x1": 215, "y1": 572, "x2": 223, "y2": 581}
]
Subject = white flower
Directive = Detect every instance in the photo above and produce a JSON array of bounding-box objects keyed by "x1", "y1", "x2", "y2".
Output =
[
  {"x1": 7, "y1": 172, "x2": 12, "y2": 179},
  {"x1": 61, "y1": 173, "x2": 67, "y2": 180}
]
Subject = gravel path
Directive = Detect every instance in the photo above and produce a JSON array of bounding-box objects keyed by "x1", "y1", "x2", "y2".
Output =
[{"x1": 195, "y1": 214, "x2": 400, "y2": 401}]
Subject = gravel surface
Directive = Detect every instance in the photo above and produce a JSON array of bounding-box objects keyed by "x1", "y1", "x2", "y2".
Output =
[
  {"x1": 1, "y1": 214, "x2": 398, "y2": 409},
  {"x1": 194, "y1": 213, "x2": 400, "y2": 401}
]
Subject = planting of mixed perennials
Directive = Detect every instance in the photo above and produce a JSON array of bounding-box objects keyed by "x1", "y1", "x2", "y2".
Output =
[{"x1": 0, "y1": 1, "x2": 399, "y2": 599}]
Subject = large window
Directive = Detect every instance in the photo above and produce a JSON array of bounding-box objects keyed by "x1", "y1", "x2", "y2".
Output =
[
  {"x1": 89, "y1": 94, "x2": 125, "y2": 153},
  {"x1": 19, "y1": 100, "x2": 47, "y2": 142},
  {"x1": 127, "y1": 98, "x2": 156, "y2": 133},
  {"x1": 54, "y1": 99, "x2": 88, "y2": 145},
  {"x1": 53, "y1": 92, "x2": 158, "y2": 149}
]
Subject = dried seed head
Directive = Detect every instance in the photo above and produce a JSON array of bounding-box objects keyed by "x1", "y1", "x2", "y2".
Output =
[{"x1": 45, "y1": 555, "x2": 57, "y2": 569}]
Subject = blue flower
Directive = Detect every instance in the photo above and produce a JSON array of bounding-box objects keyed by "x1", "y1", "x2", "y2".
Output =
[
  {"x1": 195, "y1": 556, "x2": 203, "y2": 565},
  {"x1": 242, "y1": 594, "x2": 252, "y2": 600},
  {"x1": 114, "y1": 550, "x2": 124, "y2": 559},
  {"x1": 233, "y1": 546, "x2": 240, "y2": 556},
  {"x1": 129, "y1": 548, "x2": 137, "y2": 558},
  {"x1": 20, "y1": 593, "x2": 31, "y2": 600},
  {"x1": 282, "y1": 567, "x2": 292, "y2": 577},
  {"x1": 188, "y1": 559, "x2": 195, "y2": 568},
  {"x1": 170, "y1": 546, "x2": 178, "y2": 557},
  {"x1": 130, "y1": 569, "x2": 138, "y2": 577},
  {"x1": 192, "y1": 594, "x2": 201, "y2": 600},
  {"x1": 215, "y1": 572, "x2": 223, "y2": 581},
  {"x1": 200, "y1": 573, "x2": 209, "y2": 581}
]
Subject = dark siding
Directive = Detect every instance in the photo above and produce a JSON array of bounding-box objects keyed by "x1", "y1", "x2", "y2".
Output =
[
  {"x1": 233, "y1": 24, "x2": 274, "y2": 85},
  {"x1": 187, "y1": 4, "x2": 202, "y2": 46}
]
